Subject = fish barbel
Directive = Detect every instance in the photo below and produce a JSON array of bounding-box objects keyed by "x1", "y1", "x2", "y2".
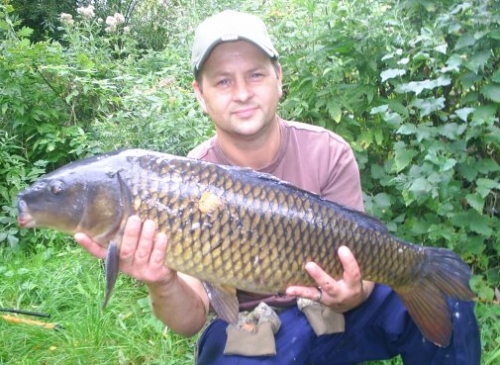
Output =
[{"x1": 16, "y1": 149, "x2": 475, "y2": 347}]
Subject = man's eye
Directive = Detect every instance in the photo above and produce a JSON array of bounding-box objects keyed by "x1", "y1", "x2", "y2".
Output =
[{"x1": 217, "y1": 79, "x2": 230, "y2": 86}]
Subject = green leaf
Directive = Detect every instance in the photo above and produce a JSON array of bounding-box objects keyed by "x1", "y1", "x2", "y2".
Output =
[
  {"x1": 441, "y1": 54, "x2": 462, "y2": 72},
  {"x1": 451, "y1": 211, "x2": 493, "y2": 236},
  {"x1": 460, "y1": 72, "x2": 482, "y2": 89},
  {"x1": 476, "y1": 178, "x2": 500, "y2": 198},
  {"x1": 373, "y1": 193, "x2": 391, "y2": 208},
  {"x1": 475, "y1": 159, "x2": 500, "y2": 174},
  {"x1": 17, "y1": 26, "x2": 33, "y2": 38},
  {"x1": 409, "y1": 177, "x2": 432, "y2": 195},
  {"x1": 411, "y1": 97, "x2": 445, "y2": 117},
  {"x1": 480, "y1": 84, "x2": 500, "y2": 103},
  {"x1": 472, "y1": 105, "x2": 497, "y2": 125},
  {"x1": 397, "y1": 124, "x2": 417, "y2": 135},
  {"x1": 382, "y1": 112, "x2": 402, "y2": 127},
  {"x1": 326, "y1": 100, "x2": 342, "y2": 123},
  {"x1": 6, "y1": 234, "x2": 18, "y2": 247},
  {"x1": 466, "y1": 49, "x2": 492, "y2": 73},
  {"x1": 460, "y1": 236, "x2": 485, "y2": 256},
  {"x1": 466, "y1": 193, "x2": 484, "y2": 213},
  {"x1": 396, "y1": 76, "x2": 451, "y2": 96},
  {"x1": 455, "y1": 107, "x2": 475, "y2": 122},
  {"x1": 358, "y1": 130, "x2": 374, "y2": 148},
  {"x1": 393, "y1": 142, "x2": 417, "y2": 173},
  {"x1": 438, "y1": 122, "x2": 466, "y2": 140},
  {"x1": 370, "y1": 105, "x2": 389, "y2": 114},
  {"x1": 489, "y1": 29, "x2": 500, "y2": 40},
  {"x1": 434, "y1": 44, "x2": 447, "y2": 54},
  {"x1": 374, "y1": 128, "x2": 383, "y2": 145},
  {"x1": 442, "y1": 158, "x2": 457, "y2": 172},
  {"x1": 492, "y1": 69, "x2": 500, "y2": 83},
  {"x1": 454, "y1": 33, "x2": 476, "y2": 50},
  {"x1": 357, "y1": 129, "x2": 373, "y2": 149},
  {"x1": 380, "y1": 68, "x2": 406, "y2": 82},
  {"x1": 470, "y1": 275, "x2": 494, "y2": 301},
  {"x1": 484, "y1": 125, "x2": 500, "y2": 147}
]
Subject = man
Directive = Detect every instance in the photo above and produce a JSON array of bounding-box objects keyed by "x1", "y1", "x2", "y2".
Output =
[{"x1": 75, "y1": 10, "x2": 480, "y2": 365}]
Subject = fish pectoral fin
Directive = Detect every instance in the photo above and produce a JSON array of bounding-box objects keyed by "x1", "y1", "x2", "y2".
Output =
[
  {"x1": 202, "y1": 282, "x2": 239, "y2": 324},
  {"x1": 102, "y1": 241, "x2": 120, "y2": 309}
]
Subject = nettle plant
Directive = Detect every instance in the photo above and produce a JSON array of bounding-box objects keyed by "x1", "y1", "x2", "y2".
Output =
[
  {"x1": 273, "y1": 0, "x2": 499, "y2": 297},
  {"x1": 368, "y1": 1, "x2": 500, "y2": 297}
]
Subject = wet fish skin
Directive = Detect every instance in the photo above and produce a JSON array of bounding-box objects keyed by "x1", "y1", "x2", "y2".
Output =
[{"x1": 16, "y1": 148, "x2": 475, "y2": 347}]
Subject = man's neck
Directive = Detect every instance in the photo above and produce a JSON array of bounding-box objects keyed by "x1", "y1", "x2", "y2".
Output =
[{"x1": 217, "y1": 117, "x2": 281, "y2": 170}]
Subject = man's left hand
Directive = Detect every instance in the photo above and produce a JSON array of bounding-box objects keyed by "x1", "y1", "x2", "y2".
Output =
[{"x1": 286, "y1": 246, "x2": 374, "y2": 312}]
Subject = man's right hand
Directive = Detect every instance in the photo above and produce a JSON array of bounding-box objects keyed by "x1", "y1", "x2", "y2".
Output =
[
  {"x1": 74, "y1": 215, "x2": 175, "y2": 285},
  {"x1": 74, "y1": 215, "x2": 209, "y2": 336}
]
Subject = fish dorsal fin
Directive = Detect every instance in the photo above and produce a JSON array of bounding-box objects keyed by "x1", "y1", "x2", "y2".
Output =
[
  {"x1": 202, "y1": 282, "x2": 239, "y2": 324},
  {"x1": 224, "y1": 165, "x2": 390, "y2": 233},
  {"x1": 224, "y1": 165, "x2": 293, "y2": 186}
]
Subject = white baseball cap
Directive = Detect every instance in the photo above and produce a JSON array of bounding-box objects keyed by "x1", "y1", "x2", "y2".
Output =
[{"x1": 191, "y1": 10, "x2": 279, "y2": 75}]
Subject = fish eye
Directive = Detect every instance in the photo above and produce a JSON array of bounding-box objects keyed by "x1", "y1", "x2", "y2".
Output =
[{"x1": 49, "y1": 181, "x2": 64, "y2": 195}]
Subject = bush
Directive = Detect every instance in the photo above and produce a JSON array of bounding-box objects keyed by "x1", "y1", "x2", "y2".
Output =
[{"x1": 263, "y1": 0, "x2": 499, "y2": 301}]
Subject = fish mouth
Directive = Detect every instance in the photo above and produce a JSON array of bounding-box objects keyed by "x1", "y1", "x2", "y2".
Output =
[{"x1": 17, "y1": 199, "x2": 36, "y2": 228}]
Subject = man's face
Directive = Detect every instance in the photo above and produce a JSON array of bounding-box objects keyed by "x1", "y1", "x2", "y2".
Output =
[{"x1": 193, "y1": 41, "x2": 283, "y2": 140}]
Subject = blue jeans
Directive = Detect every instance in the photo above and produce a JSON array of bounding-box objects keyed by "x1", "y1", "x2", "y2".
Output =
[{"x1": 196, "y1": 284, "x2": 480, "y2": 365}]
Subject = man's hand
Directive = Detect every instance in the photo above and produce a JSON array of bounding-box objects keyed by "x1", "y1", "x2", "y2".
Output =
[
  {"x1": 74, "y1": 215, "x2": 174, "y2": 285},
  {"x1": 74, "y1": 215, "x2": 210, "y2": 336},
  {"x1": 286, "y1": 246, "x2": 374, "y2": 312}
]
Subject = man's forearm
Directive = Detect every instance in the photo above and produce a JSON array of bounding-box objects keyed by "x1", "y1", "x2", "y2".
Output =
[{"x1": 147, "y1": 273, "x2": 209, "y2": 337}]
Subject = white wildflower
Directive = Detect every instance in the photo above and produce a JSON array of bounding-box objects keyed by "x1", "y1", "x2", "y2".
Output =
[
  {"x1": 76, "y1": 5, "x2": 95, "y2": 19},
  {"x1": 105, "y1": 25, "x2": 117, "y2": 33},
  {"x1": 114, "y1": 13, "x2": 125, "y2": 25},
  {"x1": 60, "y1": 13, "x2": 74, "y2": 26},
  {"x1": 123, "y1": 26, "x2": 131, "y2": 34},
  {"x1": 105, "y1": 15, "x2": 117, "y2": 27}
]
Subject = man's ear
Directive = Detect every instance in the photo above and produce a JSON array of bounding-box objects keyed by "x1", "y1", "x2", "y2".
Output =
[{"x1": 192, "y1": 80, "x2": 208, "y2": 113}]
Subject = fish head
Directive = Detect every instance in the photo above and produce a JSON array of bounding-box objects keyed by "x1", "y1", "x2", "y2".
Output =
[{"x1": 17, "y1": 155, "x2": 129, "y2": 245}]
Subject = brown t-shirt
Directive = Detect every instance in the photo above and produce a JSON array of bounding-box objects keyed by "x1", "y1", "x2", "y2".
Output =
[{"x1": 187, "y1": 118, "x2": 364, "y2": 310}]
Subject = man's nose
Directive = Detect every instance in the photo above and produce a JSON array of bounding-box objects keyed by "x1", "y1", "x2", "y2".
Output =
[{"x1": 233, "y1": 79, "x2": 253, "y2": 101}]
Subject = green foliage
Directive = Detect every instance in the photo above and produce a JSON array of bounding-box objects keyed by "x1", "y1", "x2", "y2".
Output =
[
  {"x1": 7, "y1": 0, "x2": 76, "y2": 41},
  {"x1": 0, "y1": 133, "x2": 47, "y2": 248},
  {"x1": 370, "y1": 1, "x2": 500, "y2": 299},
  {"x1": 266, "y1": 0, "x2": 500, "y2": 301},
  {"x1": 0, "y1": 3, "x2": 95, "y2": 165}
]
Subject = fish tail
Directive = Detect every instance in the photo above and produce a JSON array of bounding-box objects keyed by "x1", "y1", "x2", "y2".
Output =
[{"x1": 395, "y1": 247, "x2": 475, "y2": 348}]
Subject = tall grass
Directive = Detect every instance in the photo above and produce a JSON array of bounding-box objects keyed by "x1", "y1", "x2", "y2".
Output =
[
  {"x1": 1, "y1": 239, "x2": 498, "y2": 364},
  {"x1": 0, "y1": 241, "x2": 196, "y2": 365}
]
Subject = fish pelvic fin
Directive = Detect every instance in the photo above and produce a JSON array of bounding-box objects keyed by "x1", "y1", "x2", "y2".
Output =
[
  {"x1": 202, "y1": 282, "x2": 239, "y2": 324},
  {"x1": 395, "y1": 247, "x2": 475, "y2": 348},
  {"x1": 102, "y1": 241, "x2": 120, "y2": 309}
]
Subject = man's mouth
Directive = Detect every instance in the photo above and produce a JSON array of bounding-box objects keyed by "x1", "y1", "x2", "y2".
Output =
[{"x1": 233, "y1": 107, "x2": 258, "y2": 118}]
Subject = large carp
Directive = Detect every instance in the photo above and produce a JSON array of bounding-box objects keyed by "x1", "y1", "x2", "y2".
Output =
[{"x1": 17, "y1": 149, "x2": 474, "y2": 347}]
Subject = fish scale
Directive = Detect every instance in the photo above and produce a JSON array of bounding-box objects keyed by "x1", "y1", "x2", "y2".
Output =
[
  {"x1": 17, "y1": 148, "x2": 475, "y2": 347},
  {"x1": 126, "y1": 153, "x2": 438, "y2": 292}
]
